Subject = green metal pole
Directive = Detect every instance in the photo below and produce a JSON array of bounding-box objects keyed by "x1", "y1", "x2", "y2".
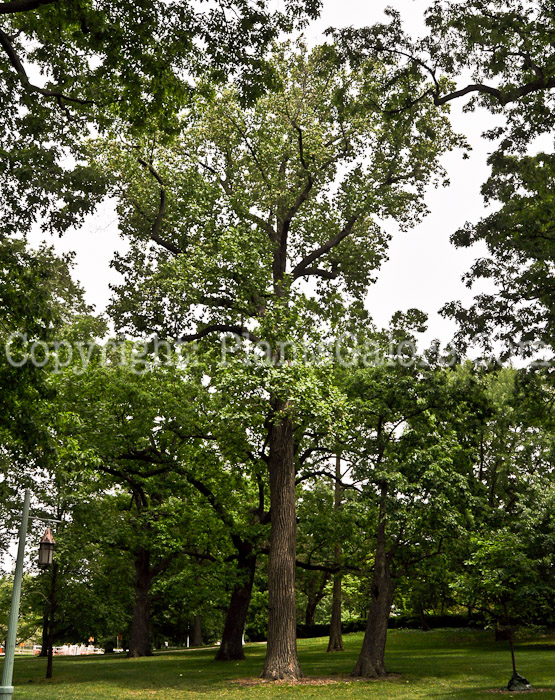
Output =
[{"x1": 0, "y1": 490, "x2": 31, "y2": 700}]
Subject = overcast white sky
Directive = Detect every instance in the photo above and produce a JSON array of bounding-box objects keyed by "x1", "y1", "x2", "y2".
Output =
[{"x1": 28, "y1": 0, "x2": 500, "y2": 347}]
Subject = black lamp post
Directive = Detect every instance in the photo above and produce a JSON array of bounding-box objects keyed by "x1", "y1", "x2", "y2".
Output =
[{"x1": 38, "y1": 528, "x2": 55, "y2": 569}]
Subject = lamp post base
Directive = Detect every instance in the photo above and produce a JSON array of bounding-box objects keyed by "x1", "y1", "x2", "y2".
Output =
[
  {"x1": 508, "y1": 673, "x2": 532, "y2": 692},
  {"x1": 0, "y1": 685, "x2": 14, "y2": 699}
]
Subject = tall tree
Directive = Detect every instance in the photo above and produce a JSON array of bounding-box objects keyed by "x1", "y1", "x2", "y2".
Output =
[{"x1": 93, "y1": 41, "x2": 459, "y2": 678}]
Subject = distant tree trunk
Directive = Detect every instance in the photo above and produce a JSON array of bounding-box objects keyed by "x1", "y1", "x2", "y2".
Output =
[
  {"x1": 419, "y1": 601, "x2": 430, "y2": 631},
  {"x1": 328, "y1": 572, "x2": 344, "y2": 651},
  {"x1": 215, "y1": 550, "x2": 256, "y2": 661},
  {"x1": 351, "y1": 484, "x2": 393, "y2": 678},
  {"x1": 260, "y1": 406, "x2": 303, "y2": 680},
  {"x1": 45, "y1": 562, "x2": 58, "y2": 679},
  {"x1": 191, "y1": 615, "x2": 203, "y2": 646},
  {"x1": 304, "y1": 572, "x2": 329, "y2": 627},
  {"x1": 304, "y1": 595, "x2": 318, "y2": 628},
  {"x1": 508, "y1": 629, "x2": 517, "y2": 675},
  {"x1": 128, "y1": 548, "x2": 153, "y2": 658},
  {"x1": 328, "y1": 455, "x2": 344, "y2": 652}
]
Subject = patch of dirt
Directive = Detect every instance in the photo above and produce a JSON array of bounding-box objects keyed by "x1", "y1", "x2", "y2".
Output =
[
  {"x1": 484, "y1": 689, "x2": 552, "y2": 694},
  {"x1": 233, "y1": 673, "x2": 402, "y2": 686}
]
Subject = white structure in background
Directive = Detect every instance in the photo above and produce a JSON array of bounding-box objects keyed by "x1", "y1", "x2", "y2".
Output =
[{"x1": 51, "y1": 644, "x2": 104, "y2": 656}]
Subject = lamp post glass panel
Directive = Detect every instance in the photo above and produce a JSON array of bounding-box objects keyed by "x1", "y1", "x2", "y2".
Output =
[{"x1": 38, "y1": 528, "x2": 55, "y2": 569}]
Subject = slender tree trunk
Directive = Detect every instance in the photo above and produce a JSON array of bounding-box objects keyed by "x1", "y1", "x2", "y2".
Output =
[
  {"x1": 351, "y1": 484, "x2": 393, "y2": 678},
  {"x1": 303, "y1": 572, "x2": 329, "y2": 627},
  {"x1": 45, "y1": 562, "x2": 58, "y2": 679},
  {"x1": 508, "y1": 629, "x2": 517, "y2": 676},
  {"x1": 260, "y1": 406, "x2": 303, "y2": 680},
  {"x1": 328, "y1": 455, "x2": 344, "y2": 652},
  {"x1": 327, "y1": 572, "x2": 344, "y2": 651},
  {"x1": 304, "y1": 571, "x2": 330, "y2": 627},
  {"x1": 216, "y1": 552, "x2": 256, "y2": 660},
  {"x1": 128, "y1": 548, "x2": 153, "y2": 658}
]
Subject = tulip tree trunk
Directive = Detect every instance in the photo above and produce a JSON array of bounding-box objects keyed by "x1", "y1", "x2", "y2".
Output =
[{"x1": 260, "y1": 406, "x2": 303, "y2": 680}]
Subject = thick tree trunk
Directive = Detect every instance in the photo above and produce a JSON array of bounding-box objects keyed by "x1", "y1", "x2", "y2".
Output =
[
  {"x1": 351, "y1": 484, "x2": 393, "y2": 678},
  {"x1": 191, "y1": 614, "x2": 203, "y2": 646},
  {"x1": 260, "y1": 407, "x2": 303, "y2": 680},
  {"x1": 328, "y1": 455, "x2": 344, "y2": 652},
  {"x1": 128, "y1": 548, "x2": 153, "y2": 658},
  {"x1": 215, "y1": 552, "x2": 256, "y2": 661}
]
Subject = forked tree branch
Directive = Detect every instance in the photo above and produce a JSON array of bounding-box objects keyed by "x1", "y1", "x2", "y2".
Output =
[
  {"x1": 137, "y1": 157, "x2": 183, "y2": 255},
  {"x1": 435, "y1": 75, "x2": 555, "y2": 107},
  {"x1": 292, "y1": 214, "x2": 358, "y2": 279},
  {"x1": 179, "y1": 324, "x2": 260, "y2": 344}
]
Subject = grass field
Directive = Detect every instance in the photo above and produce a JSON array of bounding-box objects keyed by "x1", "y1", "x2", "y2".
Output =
[{"x1": 3, "y1": 629, "x2": 554, "y2": 700}]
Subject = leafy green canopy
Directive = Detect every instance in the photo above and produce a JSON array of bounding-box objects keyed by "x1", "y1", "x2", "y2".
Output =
[
  {"x1": 424, "y1": 2, "x2": 555, "y2": 356},
  {"x1": 422, "y1": 0, "x2": 555, "y2": 149},
  {"x1": 0, "y1": 0, "x2": 321, "y2": 237},
  {"x1": 331, "y1": 2, "x2": 555, "y2": 148},
  {"x1": 0, "y1": 236, "x2": 89, "y2": 471},
  {"x1": 340, "y1": 360, "x2": 476, "y2": 574},
  {"x1": 92, "y1": 42, "x2": 460, "y2": 350}
]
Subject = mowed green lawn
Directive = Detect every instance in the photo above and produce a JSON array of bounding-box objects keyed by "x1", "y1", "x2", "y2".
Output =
[{"x1": 4, "y1": 629, "x2": 554, "y2": 700}]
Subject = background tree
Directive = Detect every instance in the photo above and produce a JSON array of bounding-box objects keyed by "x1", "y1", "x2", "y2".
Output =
[
  {"x1": 0, "y1": 239, "x2": 87, "y2": 462},
  {"x1": 335, "y1": 326, "x2": 484, "y2": 678},
  {"x1": 331, "y1": 1, "x2": 555, "y2": 359},
  {"x1": 454, "y1": 491, "x2": 555, "y2": 691},
  {"x1": 50, "y1": 336, "x2": 276, "y2": 660},
  {"x1": 443, "y1": 150, "x2": 554, "y2": 358}
]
